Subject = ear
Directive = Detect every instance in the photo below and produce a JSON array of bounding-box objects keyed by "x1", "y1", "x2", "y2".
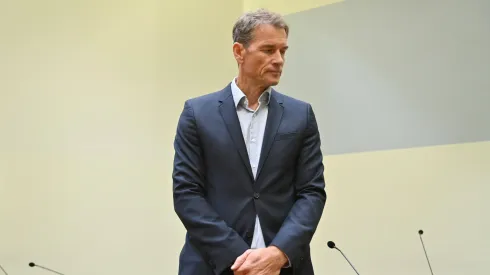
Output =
[{"x1": 232, "y1": 42, "x2": 245, "y2": 65}]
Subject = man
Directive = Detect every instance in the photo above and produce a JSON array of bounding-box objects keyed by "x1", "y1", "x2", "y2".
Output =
[{"x1": 173, "y1": 9, "x2": 326, "y2": 275}]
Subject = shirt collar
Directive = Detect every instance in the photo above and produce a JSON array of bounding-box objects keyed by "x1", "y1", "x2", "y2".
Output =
[{"x1": 231, "y1": 77, "x2": 272, "y2": 108}]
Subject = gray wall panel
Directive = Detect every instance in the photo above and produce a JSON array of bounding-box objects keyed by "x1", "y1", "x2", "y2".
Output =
[{"x1": 277, "y1": 0, "x2": 490, "y2": 154}]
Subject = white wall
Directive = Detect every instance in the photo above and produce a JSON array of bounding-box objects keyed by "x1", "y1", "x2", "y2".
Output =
[{"x1": 0, "y1": 0, "x2": 242, "y2": 274}]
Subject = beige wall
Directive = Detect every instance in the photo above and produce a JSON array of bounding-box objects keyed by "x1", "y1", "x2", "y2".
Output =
[
  {"x1": 242, "y1": 1, "x2": 490, "y2": 274},
  {"x1": 0, "y1": 0, "x2": 242, "y2": 274},
  {"x1": 241, "y1": 1, "x2": 489, "y2": 273},
  {"x1": 2, "y1": 0, "x2": 487, "y2": 274},
  {"x1": 316, "y1": 141, "x2": 490, "y2": 274},
  {"x1": 243, "y1": 0, "x2": 343, "y2": 15}
]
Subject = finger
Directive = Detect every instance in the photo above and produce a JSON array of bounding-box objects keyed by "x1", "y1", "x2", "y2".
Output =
[
  {"x1": 236, "y1": 254, "x2": 257, "y2": 273},
  {"x1": 236, "y1": 261, "x2": 252, "y2": 274},
  {"x1": 256, "y1": 269, "x2": 280, "y2": 275},
  {"x1": 231, "y1": 249, "x2": 252, "y2": 270},
  {"x1": 231, "y1": 254, "x2": 249, "y2": 271}
]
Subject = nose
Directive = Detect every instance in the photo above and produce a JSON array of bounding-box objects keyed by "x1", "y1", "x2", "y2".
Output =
[{"x1": 272, "y1": 50, "x2": 284, "y2": 65}]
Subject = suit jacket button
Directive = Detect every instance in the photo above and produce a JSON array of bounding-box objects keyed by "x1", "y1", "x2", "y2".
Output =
[
  {"x1": 253, "y1": 193, "x2": 260, "y2": 199},
  {"x1": 246, "y1": 231, "x2": 253, "y2": 238}
]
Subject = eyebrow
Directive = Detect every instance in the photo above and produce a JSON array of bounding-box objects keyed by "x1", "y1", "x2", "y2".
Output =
[{"x1": 261, "y1": 44, "x2": 289, "y2": 50}]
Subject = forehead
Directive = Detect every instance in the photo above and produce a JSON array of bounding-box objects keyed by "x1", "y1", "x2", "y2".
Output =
[{"x1": 250, "y1": 24, "x2": 288, "y2": 47}]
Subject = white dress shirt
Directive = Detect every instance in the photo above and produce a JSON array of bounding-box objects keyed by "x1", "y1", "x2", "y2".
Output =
[{"x1": 230, "y1": 78, "x2": 271, "y2": 249}]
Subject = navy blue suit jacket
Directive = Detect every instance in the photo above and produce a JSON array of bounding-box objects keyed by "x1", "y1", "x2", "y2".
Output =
[{"x1": 172, "y1": 83, "x2": 326, "y2": 275}]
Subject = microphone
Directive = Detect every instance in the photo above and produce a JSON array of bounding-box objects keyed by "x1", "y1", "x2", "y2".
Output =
[
  {"x1": 327, "y1": 241, "x2": 360, "y2": 275},
  {"x1": 418, "y1": 229, "x2": 435, "y2": 275},
  {"x1": 28, "y1": 262, "x2": 65, "y2": 275},
  {"x1": 0, "y1": 264, "x2": 8, "y2": 275}
]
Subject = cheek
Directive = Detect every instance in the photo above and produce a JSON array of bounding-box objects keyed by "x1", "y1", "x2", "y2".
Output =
[
  {"x1": 243, "y1": 54, "x2": 269, "y2": 75},
  {"x1": 246, "y1": 60, "x2": 265, "y2": 74},
  {"x1": 258, "y1": 61, "x2": 271, "y2": 74}
]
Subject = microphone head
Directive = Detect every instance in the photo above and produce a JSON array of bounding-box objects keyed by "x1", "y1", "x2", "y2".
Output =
[
  {"x1": 28, "y1": 262, "x2": 35, "y2": 267},
  {"x1": 327, "y1": 241, "x2": 336, "y2": 249},
  {"x1": 418, "y1": 229, "x2": 424, "y2": 235}
]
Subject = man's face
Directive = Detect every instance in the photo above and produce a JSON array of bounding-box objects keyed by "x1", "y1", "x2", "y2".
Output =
[{"x1": 235, "y1": 24, "x2": 288, "y2": 87}]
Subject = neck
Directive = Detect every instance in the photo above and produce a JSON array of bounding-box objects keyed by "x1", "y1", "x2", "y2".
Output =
[{"x1": 236, "y1": 75, "x2": 268, "y2": 107}]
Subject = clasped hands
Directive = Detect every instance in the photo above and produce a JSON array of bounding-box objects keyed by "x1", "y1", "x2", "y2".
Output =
[{"x1": 230, "y1": 246, "x2": 288, "y2": 275}]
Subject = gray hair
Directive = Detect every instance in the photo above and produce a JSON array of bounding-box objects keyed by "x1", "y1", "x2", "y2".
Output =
[{"x1": 232, "y1": 8, "x2": 289, "y2": 47}]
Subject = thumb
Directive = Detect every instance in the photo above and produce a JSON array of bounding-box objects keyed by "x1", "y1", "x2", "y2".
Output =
[{"x1": 231, "y1": 249, "x2": 252, "y2": 270}]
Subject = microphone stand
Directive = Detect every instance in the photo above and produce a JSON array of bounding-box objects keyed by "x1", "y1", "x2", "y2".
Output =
[
  {"x1": 418, "y1": 230, "x2": 435, "y2": 275},
  {"x1": 327, "y1": 241, "x2": 361, "y2": 275},
  {"x1": 333, "y1": 246, "x2": 360, "y2": 275},
  {"x1": 29, "y1": 262, "x2": 65, "y2": 275},
  {"x1": 0, "y1": 264, "x2": 8, "y2": 275}
]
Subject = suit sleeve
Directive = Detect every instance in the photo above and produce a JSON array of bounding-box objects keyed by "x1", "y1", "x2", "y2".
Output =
[
  {"x1": 172, "y1": 100, "x2": 250, "y2": 275},
  {"x1": 269, "y1": 103, "x2": 327, "y2": 265}
]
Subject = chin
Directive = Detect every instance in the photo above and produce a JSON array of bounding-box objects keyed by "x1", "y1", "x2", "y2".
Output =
[{"x1": 266, "y1": 77, "x2": 281, "y2": 87}]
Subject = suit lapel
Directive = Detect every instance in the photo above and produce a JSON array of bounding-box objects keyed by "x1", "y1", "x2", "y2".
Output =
[
  {"x1": 218, "y1": 86, "x2": 254, "y2": 180},
  {"x1": 256, "y1": 90, "x2": 284, "y2": 180}
]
